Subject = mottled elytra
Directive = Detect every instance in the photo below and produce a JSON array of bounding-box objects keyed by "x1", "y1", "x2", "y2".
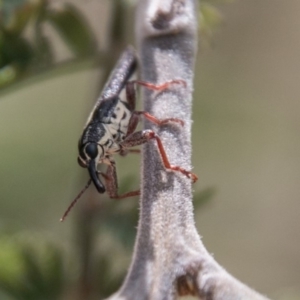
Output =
[{"x1": 60, "y1": 46, "x2": 197, "y2": 222}]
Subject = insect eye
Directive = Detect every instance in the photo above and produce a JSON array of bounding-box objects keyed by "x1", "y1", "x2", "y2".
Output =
[{"x1": 85, "y1": 143, "x2": 98, "y2": 159}]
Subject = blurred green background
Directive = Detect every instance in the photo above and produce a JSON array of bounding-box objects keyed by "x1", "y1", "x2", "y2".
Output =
[{"x1": 0, "y1": 0, "x2": 299, "y2": 299}]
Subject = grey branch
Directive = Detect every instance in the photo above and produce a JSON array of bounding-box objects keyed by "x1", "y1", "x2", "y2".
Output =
[{"x1": 106, "y1": 0, "x2": 271, "y2": 299}]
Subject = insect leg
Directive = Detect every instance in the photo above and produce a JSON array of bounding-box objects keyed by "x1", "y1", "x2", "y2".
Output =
[
  {"x1": 119, "y1": 148, "x2": 141, "y2": 156},
  {"x1": 126, "y1": 79, "x2": 185, "y2": 127},
  {"x1": 126, "y1": 110, "x2": 140, "y2": 137},
  {"x1": 121, "y1": 130, "x2": 198, "y2": 183},
  {"x1": 103, "y1": 162, "x2": 140, "y2": 199},
  {"x1": 130, "y1": 79, "x2": 187, "y2": 91},
  {"x1": 134, "y1": 111, "x2": 184, "y2": 127},
  {"x1": 126, "y1": 79, "x2": 185, "y2": 110},
  {"x1": 118, "y1": 112, "x2": 140, "y2": 157},
  {"x1": 125, "y1": 81, "x2": 136, "y2": 111}
]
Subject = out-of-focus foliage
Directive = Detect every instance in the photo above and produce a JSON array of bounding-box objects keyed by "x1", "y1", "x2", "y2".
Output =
[
  {"x1": 0, "y1": 0, "x2": 221, "y2": 299},
  {"x1": 193, "y1": 187, "x2": 215, "y2": 210},
  {"x1": 199, "y1": 2, "x2": 222, "y2": 45},
  {"x1": 0, "y1": 0, "x2": 229, "y2": 88},
  {"x1": 0, "y1": 235, "x2": 65, "y2": 300},
  {"x1": 199, "y1": 0, "x2": 234, "y2": 47},
  {"x1": 46, "y1": 4, "x2": 96, "y2": 57},
  {"x1": 0, "y1": 0, "x2": 96, "y2": 88}
]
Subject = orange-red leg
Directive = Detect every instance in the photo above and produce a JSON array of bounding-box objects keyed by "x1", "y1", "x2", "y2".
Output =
[
  {"x1": 134, "y1": 111, "x2": 184, "y2": 127},
  {"x1": 121, "y1": 130, "x2": 198, "y2": 183},
  {"x1": 125, "y1": 78, "x2": 186, "y2": 113},
  {"x1": 125, "y1": 79, "x2": 185, "y2": 136},
  {"x1": 102, "y1": 163, "x2": 140, "y2": 199},
  {"x1": 130, "y1": 79, "x2": 187, "y2": 91}
]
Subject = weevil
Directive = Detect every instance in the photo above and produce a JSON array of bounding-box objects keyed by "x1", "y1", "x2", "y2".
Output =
[{"x1": 60, "y1": 46, "x2": 197, "y2": 221}]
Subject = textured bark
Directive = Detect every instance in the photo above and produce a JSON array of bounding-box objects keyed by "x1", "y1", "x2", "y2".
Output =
[{"x1": 105, "y1": 0, "x2": 271, "y2": 299}]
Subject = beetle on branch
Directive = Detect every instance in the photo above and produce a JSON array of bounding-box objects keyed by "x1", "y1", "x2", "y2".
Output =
[{"x1": 60, "y1": 47, "x2": 197, "y2": 221}]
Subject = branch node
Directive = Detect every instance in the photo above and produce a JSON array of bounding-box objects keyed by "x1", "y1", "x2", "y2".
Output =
[{"x1": 177, "y1": 274, "x2": 198, "y2": 297}]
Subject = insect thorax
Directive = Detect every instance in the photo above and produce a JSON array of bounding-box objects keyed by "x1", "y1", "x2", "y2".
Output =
[
  {"x1": 81, "y1": 98, "x2": 132, "y2": 156},
  {"x1": 106, "y1": 99, "x2": 132, "y2": 141}
]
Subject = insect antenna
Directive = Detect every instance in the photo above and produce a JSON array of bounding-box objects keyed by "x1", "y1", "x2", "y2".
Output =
[{"x1": 60, "y1": 178, "x2": 92, "y2": 222}]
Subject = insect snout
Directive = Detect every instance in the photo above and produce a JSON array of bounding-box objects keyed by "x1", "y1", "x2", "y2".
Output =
[{"x1": 78, "y1": 142, "x2": 106, "y2": 194}]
